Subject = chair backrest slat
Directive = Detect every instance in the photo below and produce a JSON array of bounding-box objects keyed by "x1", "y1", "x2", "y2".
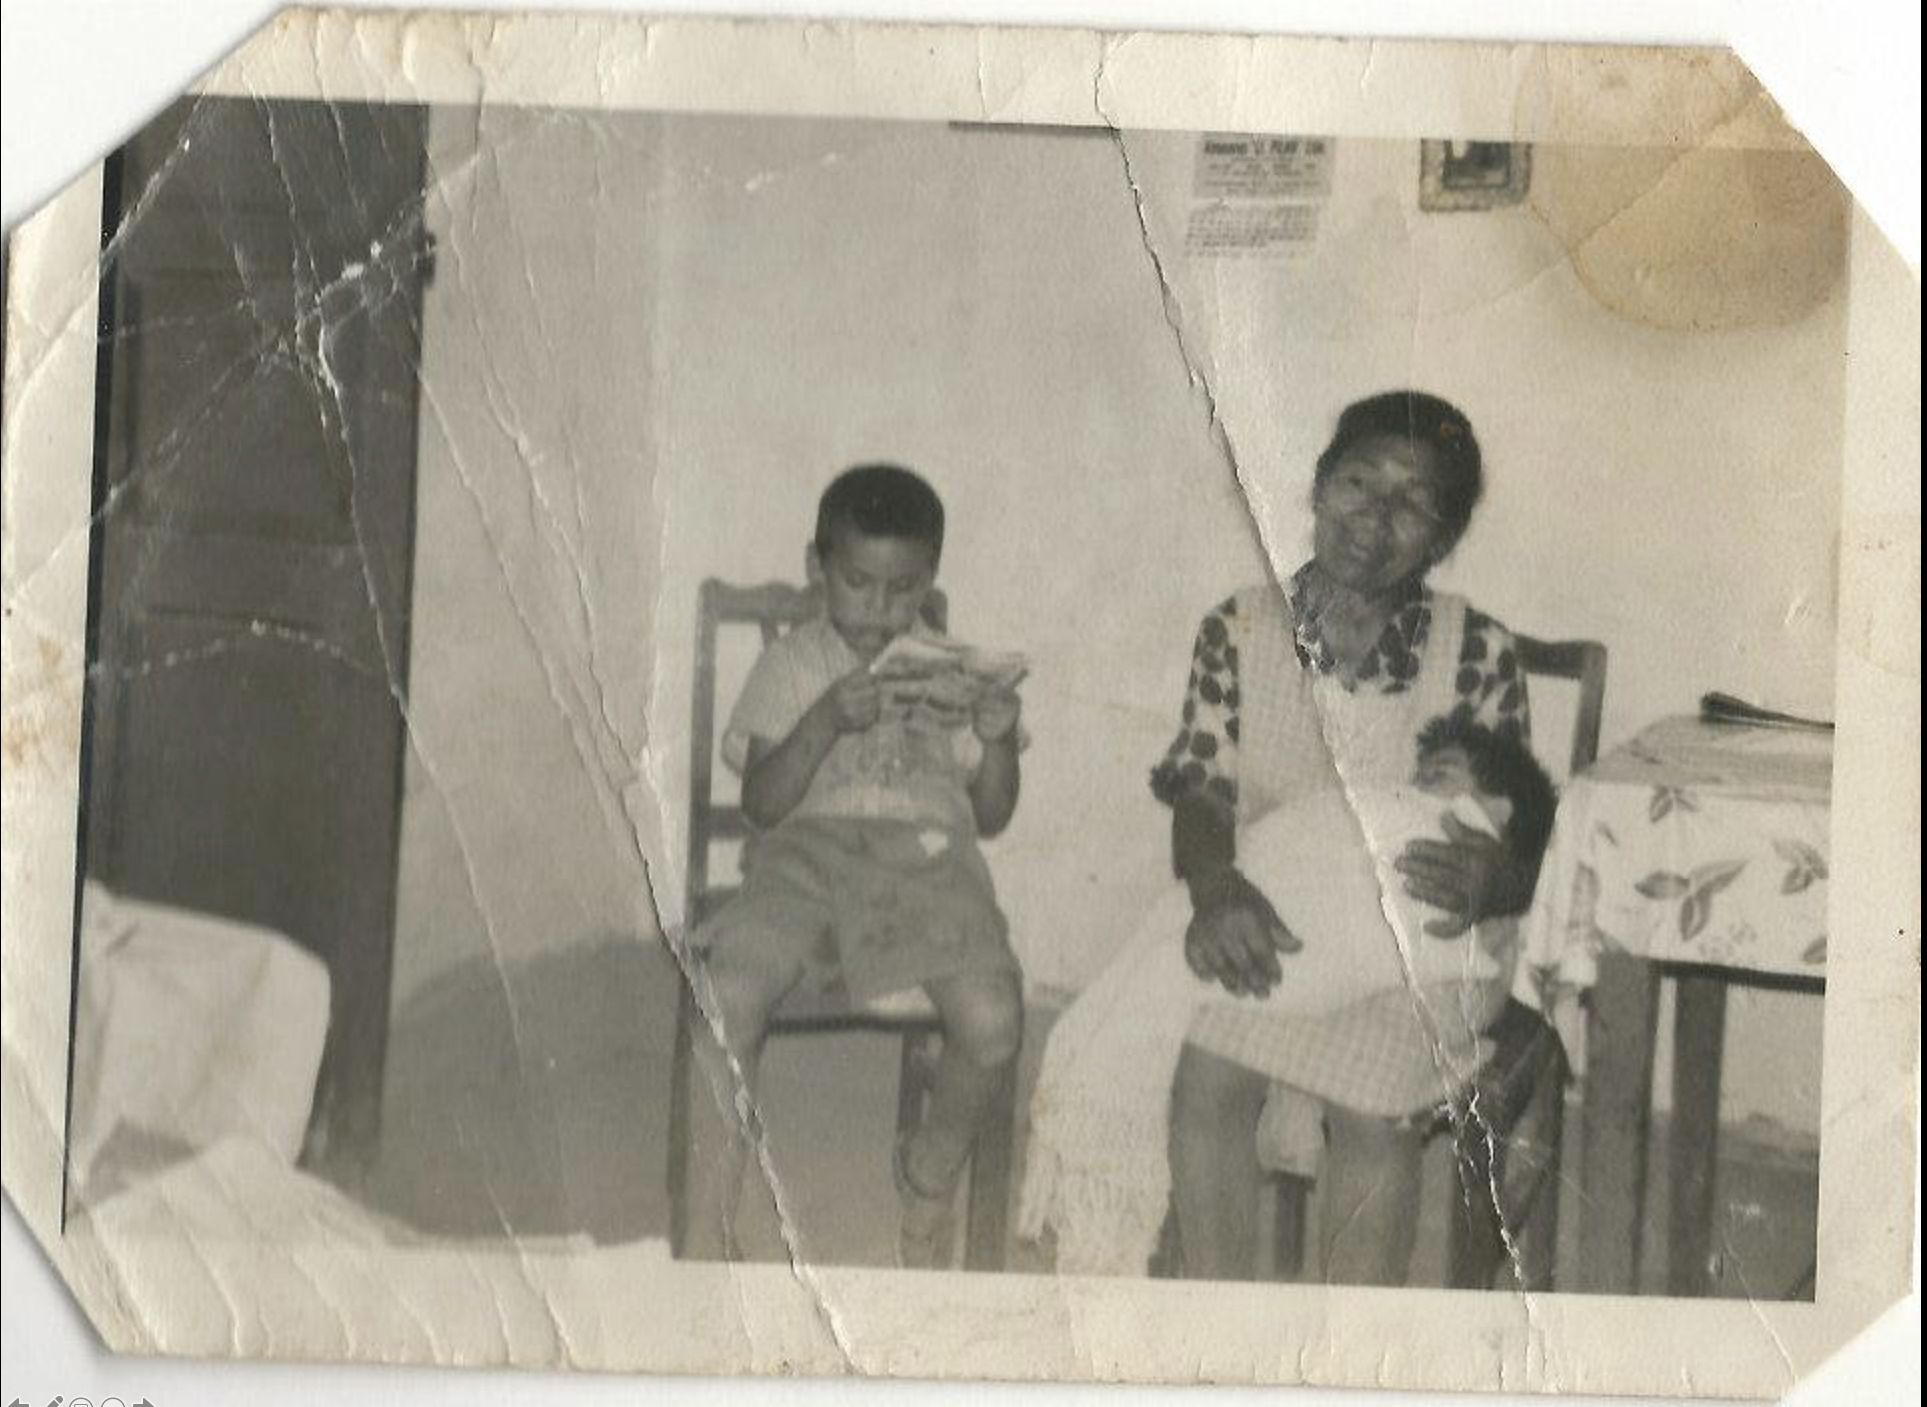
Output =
[
  {"x1": 685, "y1": 582, "x2": 724, "y2": 912},
  {"x1": 1515, "y1": 633, "x2": 1609, "y2": 776}
]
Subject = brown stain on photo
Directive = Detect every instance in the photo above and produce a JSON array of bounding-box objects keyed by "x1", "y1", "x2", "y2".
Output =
[
  {"x1": 2, "y1": 631, "x2": 80, "y2": 774},
  {"x1": 1516, "y1": 49, "x2": 1850, "y2": 331},
  {"x1": 3, "y1": 703, "x2": 77, "y2": 774}
]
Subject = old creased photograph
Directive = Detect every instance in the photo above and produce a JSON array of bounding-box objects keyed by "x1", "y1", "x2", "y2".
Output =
[{"x1": 1, "y1": 9, "x2": 1918, "y2": 1399}]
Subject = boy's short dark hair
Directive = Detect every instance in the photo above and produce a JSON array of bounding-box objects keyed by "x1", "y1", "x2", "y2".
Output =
[
  {"x1": 1415, "y1": 714, "x2": 1557, "y2": 865},
  {"x1": 813, "y1": 463, "x2": 946, "y2": 565}
]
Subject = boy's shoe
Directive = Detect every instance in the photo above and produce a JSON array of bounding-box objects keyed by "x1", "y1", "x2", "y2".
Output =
[{"x1": 893, "y1": 1137, "x2": 959, "y2": 1270}]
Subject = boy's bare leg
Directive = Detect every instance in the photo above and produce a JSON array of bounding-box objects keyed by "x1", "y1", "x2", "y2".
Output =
[
  {"x1": 1319, "y1": 1105, "x2": 1424, "y2": 1286},
  {"x1": 681, "y1": 956, "x2": 798, "y2": 1261},
  {"x1": 1169, "y1": 1043, "x2": 1270, "y2": 1280},
  {"x1": 901, "y1": 971, "x2": 1024, "y2": 1246}
]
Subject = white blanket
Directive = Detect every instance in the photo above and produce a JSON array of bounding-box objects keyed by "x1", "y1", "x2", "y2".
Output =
[
  {"x1": 73, "y1": 1136, "x2": 663, "y2": 1362},
  {"x1": 69, "y1": 883, "x2": 332, "y2": 1195},
  {"x1": 1018, "y1": 788, "x2": 1500, "y2": 1276}
]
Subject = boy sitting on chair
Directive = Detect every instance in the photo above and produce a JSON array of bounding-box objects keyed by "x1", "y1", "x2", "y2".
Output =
[{"x1": 683, "y1": 463, "x2": 1025, "y2": 1269}]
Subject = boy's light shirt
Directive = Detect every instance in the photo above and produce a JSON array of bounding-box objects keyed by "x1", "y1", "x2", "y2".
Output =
[{"x1": 721, "y1": 615, "x2": 1015, "y2": 833}]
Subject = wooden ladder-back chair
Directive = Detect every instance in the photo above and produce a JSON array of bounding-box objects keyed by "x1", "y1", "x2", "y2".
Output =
[
  {"x1": 1263, "y1": 634, "x2": 1608, "y2": 1290},
  {"x1": 665, "y1": 579, "x2": 1018, "y2": 1270}
]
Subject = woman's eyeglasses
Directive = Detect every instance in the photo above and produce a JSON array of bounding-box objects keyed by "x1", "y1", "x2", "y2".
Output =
[{"x1": 1320, "y1": 475, "x2": 1445, "y2": 539}]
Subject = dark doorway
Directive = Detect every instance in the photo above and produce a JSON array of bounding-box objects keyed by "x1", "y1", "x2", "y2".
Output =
[{"x1": 80, "y1": 96, "x2": 432, "y2": 1178}]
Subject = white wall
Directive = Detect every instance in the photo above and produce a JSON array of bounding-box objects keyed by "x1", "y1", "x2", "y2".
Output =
[
  {"x1": 392, "y1": 105, "x2": 664, "y2": 1006},
  {"x1": 401, "y1": 111, "x2": 1848, "y2": 1132}
]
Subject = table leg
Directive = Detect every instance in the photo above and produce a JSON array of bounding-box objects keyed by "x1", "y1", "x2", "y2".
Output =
[
  {"x1": 1579, "y1": 950, "x2": 1661, "y2": 1293},
  {"x1": 1668, "y1": 973, "x2": 1728, "y2": 1296}
]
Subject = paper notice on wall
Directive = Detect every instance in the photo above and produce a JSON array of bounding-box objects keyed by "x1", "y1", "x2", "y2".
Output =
[{"x1": 1186, "y1": 132, "x2": 1332, "y2": 257}]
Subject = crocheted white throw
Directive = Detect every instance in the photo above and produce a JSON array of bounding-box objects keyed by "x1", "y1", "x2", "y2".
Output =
[{"x1": 1018, "y1": 786, "x2": 1502, "y2": 1276}]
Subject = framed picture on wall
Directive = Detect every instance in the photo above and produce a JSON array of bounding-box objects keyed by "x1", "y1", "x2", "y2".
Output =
[{"x1": 1419, "y1": 139, "x2": 1532, "y2": 210}]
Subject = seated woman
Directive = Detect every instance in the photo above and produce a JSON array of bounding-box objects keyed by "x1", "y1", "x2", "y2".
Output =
[
  {"x1": 1019, "y1": 715, "x2": 1554, "y2": 1276},
  {"x1": 1030, "y1": 391, "x2": 1540, "y2": 1284}
]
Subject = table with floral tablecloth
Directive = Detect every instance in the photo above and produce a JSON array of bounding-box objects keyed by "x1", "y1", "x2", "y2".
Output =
[{"x1": 1517, "y1": 715, "x2": 1831, "y2": 1296}]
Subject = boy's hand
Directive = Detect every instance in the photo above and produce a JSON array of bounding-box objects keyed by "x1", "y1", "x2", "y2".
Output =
[
  {"x1": 971, "y1": 685, "x2": 1022, "y2": 743},
  {"x1": 818, "y1": 668, "x2": 883, "y2": 734}
]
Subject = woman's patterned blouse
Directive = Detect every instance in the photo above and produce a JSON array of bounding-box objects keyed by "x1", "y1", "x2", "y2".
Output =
[{"x1": 1149, "y1": 568, "x2": 1531, "y2": 809}]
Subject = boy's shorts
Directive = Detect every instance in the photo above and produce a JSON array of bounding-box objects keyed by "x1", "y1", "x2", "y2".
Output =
[{"x1": 692, "y1": 816, "x2": 1017, "y2": 1006}]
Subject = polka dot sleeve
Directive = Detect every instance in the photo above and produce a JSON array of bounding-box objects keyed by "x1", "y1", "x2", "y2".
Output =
[
  {"x1": 1149, "y1": 598, "x2": 1242, "y2": 809},
  {"x1": 1449, "y1": 607, "x2": 1533, "y2": 747}
]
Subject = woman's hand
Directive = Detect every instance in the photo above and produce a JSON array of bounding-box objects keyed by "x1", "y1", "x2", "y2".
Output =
[
  {"x1": 1394, "y1": 814, "x2": 1531, "y2": 937},
  {"x1": 1184, "y1": 867, "x2": 1302, "y2": 998}
]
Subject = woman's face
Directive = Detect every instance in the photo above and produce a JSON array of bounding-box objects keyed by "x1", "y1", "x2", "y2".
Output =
[{"x1": 1311, "y1": 434, "x2": 1452, "y2": 595}]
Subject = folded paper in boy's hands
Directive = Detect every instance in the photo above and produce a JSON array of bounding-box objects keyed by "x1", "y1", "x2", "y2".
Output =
[{"x1": 870, "y1": 634, "x2": 1028, "y2": 727}]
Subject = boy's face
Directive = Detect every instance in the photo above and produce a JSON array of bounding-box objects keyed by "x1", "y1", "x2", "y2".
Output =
[{"x1": 810, "y1": 529, "x2": 938, "y2": 662}]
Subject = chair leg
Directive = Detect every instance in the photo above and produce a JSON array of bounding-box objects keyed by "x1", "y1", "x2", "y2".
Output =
[
  {"x1": 1447, "y1": 1040, "x2": 1569, "y2": 1291},
  {"x1": 1447, "y1": 1109, "x2": 1508, "y2": 1290},
  {"x1": 1148, "y1": 1199, "x2": 1184, "y2": 1278},
  {"x1": 666, "y1": 981, "x2": 695, "y2": 1259},
  {"x1": 891, "y1": 1026, "x2": 1015, "y2": 1272},
  {"x1": 1513, "y1": 1075, "x2": 1566, "y2": 1291},
  {"x1": 962, "y1": 1062, "x2": 1017, "y2": 1272},
  {"x1": 1271, "y1": 1175, "x2": 1311, "y2": 1281},
  {"x1": 894, "y1": 1027, "x2": 938, "y2": 1143}
]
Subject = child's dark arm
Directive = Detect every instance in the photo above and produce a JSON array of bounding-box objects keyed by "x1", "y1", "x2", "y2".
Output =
[
  {"x1": 741, "y1": 668, "x2": 879, "y2": 829},
  {"x1": 969, "y1": 736, "x2": 1020, "y2": 837},
  {"x1": 967, "y1": 686, "x2": 1022, "y2": 837},
  {"x1": 1487, "y1": 844, "x2": 1542, "y2": 916}
]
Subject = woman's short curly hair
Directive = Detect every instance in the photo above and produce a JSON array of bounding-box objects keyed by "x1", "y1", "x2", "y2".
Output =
[{"x1": 1314, "y1": 391, "x2": 1485, "y2": 557}]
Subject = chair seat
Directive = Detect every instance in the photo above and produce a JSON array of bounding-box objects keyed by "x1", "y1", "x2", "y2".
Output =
[
  {"x1": 767, "y1": 982, "x2": 942, "y2": 1029},
  {"x1": 859, "y1": 988, "x2": 943, "y2": 1021}
]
